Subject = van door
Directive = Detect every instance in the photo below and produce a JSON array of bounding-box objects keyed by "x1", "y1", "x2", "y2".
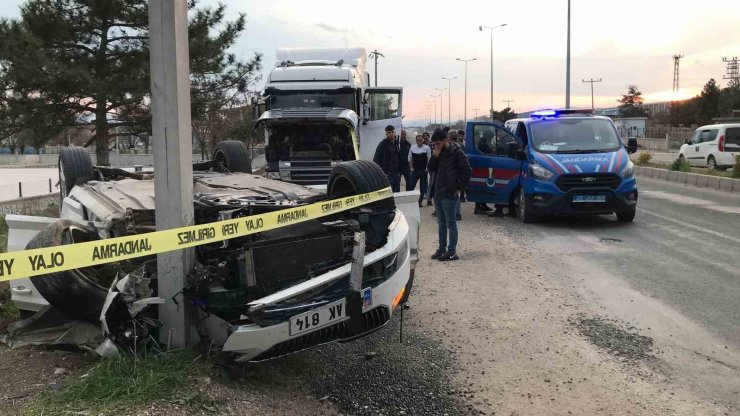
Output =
[
  {"x1": 464, "y1": 122, "x2": 524, "y2": 205},
  {"x1": 358, "y1": 87, "x2": 403, "y2": 161},
  {"x1": 685, "y1": 130, "x2": 702, "y2": 166},
  {"x1": 697, "y1": 128, "x2": 719, "y2": 165}
]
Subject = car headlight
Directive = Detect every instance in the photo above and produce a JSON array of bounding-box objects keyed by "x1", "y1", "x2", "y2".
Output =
[
  {"x1": 529, "y1": 162, "x2": 555, "y2": 180},
  {"x1": 620, "y1": 161, "x2": 635, "y2": 179}
]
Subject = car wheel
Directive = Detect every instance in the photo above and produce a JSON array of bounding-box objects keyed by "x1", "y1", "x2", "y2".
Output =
[
  {"x1": 59, "y1": 147, "x2": 94, "y2": 206},
  {"x1": 25, "y1": 220, "x2": 120, "y2": 320},
  {"x1": 328, "y1": 160, "x2": 395, "y2": 208},
  {"x1": 707, "y1": 155, "x2": 718, "y2": 170},
  {"x1": 515, "y1": 189, "x2": 537, "y2": 224},
  {"x1": 213, "y1": 140, "x2": 252, "y2": 173},
  {"x1": 616, "y1": 209, "x2": 636, "y2": 222}
]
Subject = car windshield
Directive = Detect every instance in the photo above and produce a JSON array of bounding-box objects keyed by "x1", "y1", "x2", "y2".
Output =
[{"x1": 529, "y1": 118, "x2": 621, "y2": 153}]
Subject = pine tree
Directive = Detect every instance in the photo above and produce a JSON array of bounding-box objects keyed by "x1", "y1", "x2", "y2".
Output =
[
  {"x1": 617, "y1": 85, "x2": 647, "y2": 117},
  {"x1": 0, "y1": 0, "x2": 261, "y2": 165}
]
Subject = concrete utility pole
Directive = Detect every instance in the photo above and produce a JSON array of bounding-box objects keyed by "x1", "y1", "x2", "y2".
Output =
[
  {"x1": 480, "y1": 23, "x2": 507, "y2": 121},
  {"x1": 565, "y1": 0, "x2": 571, "y2": 109},
  {"x1": 582, "y1": 78, "x2": 602, "y2": 109},
  {"x1": 369, "y1": 49, "x2": 385, "y2": 87},
  {"x1": 473, "y1": 108, "x2": 480, "y2": 120},
  {"x1": 442, "y1": 76, "x2": 457, "y2": 125},
  {"x1": 149, "y1": 0, "x2": 196, "y2": 348},
  {"x1": 722, "y1": 57, "x2": 739, "y2": 87},
  {"x1": 456, "y1": 58, "x2": 477, "y2": 122},
  {"x1": 673, "y1": 54, "x2": 684, "y2": 92},
  {"x1": 503, "y1": 99, "x2": 515, "y2": 109}
]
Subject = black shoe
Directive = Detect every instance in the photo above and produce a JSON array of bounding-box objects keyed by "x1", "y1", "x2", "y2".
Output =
[
  {"x1": 427, "y1": 200, "x2": 433, "y2": 206},
  {"x1": 488, "y1": 209, "x2": 505, "y2": 217},
  {"x1": 432, "y1": 211, "x2": 436, "y2": 216},
  {"x1": 474, "y1": 204, "x2": 493, "y2": 214},
  {"x1": 431, "y1": 249, "x2": 446, "y2": 260},
  {"x1": 418, "y1": 202, "x2": 423, "y2": 207},
  {"x1": 440, "y1": 251, "x2": 459, "y2": 261},
  {"x1": 456, "y1": 214, "x2": 462, "y2": 221}
]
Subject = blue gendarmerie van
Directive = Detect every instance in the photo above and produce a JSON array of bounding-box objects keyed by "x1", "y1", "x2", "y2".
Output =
[{"x1": 463, "y1": 109, "x2": 638, "y2": 223}]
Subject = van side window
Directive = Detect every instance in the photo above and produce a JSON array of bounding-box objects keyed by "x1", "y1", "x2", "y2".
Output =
[
  {"x1": 726, "y1": 127, "x2": 740, "y2": 150},
  {"x1": 700, "y1": 129, "x2": 718, "y2": 143},
  {"x1": 474, "y1": 125, "x2": 520, "y2": 156}
]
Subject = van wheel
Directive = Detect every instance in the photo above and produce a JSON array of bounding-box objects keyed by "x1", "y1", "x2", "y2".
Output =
[
  {"x1": 213, "y1": 140, "x2": 252, "y2": 173},
  {"x1": 59, "y1": 147, "x2": 94, "y2": 205},
  {"x1": 616, "y1": 209, "x2": 636, "y2": 222},
  {"x1": 328, "y1": 160, "x2": 395, "y2": 209},
  {"x1": 707, "y1": 156, "x2": 718, "y2": 170},
  {"x1": 514, "y1": 189, "x2": 538, "y2": 223},
  {"x1": 24, "y1": 220, "x2": 119, "y2": 320}
]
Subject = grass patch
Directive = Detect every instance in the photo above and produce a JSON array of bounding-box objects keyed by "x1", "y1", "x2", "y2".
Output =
[
  {"x1": 668, "y1": 157, "x2": 691, "y2": 172},
  {"x1": 30, "y1": 350, "x2": 216, "y2": 415},
  {"x1": 733, "y1": 155, "x2": 740, "y2": 179},
  {"x1": 635, "y1": 151, "x2": 653, "y2": 166}
]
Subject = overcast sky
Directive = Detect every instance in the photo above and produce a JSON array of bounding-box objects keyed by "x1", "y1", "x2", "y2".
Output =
[{"x1": 2, "y1": 0, "x2": 740, "y2": 124}]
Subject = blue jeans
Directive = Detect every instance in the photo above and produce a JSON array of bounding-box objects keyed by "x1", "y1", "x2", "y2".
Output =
[
  {"x1": 388, "y1": 173, "x2": 400, "y2": 192},
  {"x1": 434, "y1": 195, "x2": 458, "y2": 253},
  {"x1": 409, "y1": 170, "x2": 428, "y2": 203},
  {"x1": 455, "y1": 196, "x2": 461, "y2": 215}
]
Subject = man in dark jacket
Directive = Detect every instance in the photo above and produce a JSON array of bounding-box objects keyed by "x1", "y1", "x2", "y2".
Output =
[
  {"x1": 398, "y1": 130, "x2": 412, "y2": 190},
  {"x1": 373, "y1": 125, "x2": 401, "y2": 192},
  {"x1": 428, "y1": 130, "x2": 472, "y2": 261}
]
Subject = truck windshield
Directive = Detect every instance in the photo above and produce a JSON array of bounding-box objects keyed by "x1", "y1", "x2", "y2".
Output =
[
  {"x1": 529, "y1": 118, "x2": 621, "y2": 154},
  {"x1": 269, "y1": 93, "x2": 356, "y2": 111}
]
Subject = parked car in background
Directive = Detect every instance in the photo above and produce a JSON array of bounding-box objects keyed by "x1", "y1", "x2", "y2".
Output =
[{"x1": 679, "y1": 124, "x2": 740, "y2": 170}]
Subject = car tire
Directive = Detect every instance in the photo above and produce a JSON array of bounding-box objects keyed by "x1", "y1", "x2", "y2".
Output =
[
  {"x1": 59, "y1": 147, "x2": 94, "y2": 206},
  {"x1": 616, "y1": 209, "x2": 636, "y2": 222},
  {"x1": 707, "y1": 155, "x2": 718, "y2": 170},
  {"x1": 515, "y1": 189, "x2": 538, "y2": 224},
  {"x1": 213, "y1": 140, "x2": 252, "y2": 173},
  {"x1": 25, "y1": 220, "x2": 114, "y2": 320},
  {"x1": 327, "y1": 160, "x2": 395, "y2": 208}
]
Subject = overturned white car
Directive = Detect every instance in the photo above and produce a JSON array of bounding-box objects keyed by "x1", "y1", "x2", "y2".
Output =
[{"x1": 8, "y1": 142, "x2": 419, "y2": 361}]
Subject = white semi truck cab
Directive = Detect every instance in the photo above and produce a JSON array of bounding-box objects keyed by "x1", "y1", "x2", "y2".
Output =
[{"x1": 256, "y1": 47, "x2": 403, "y2": 185}]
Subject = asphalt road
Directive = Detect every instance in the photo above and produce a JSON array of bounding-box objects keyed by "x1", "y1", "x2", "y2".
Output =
[{"x1": 500, "y1": 175, "x2": 740, "y2": 408}]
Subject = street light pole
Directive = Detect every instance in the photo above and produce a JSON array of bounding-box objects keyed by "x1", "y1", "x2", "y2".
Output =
[
  {"x1": 473, "y1": 108, "x2": 480, "y2": 120},
  {"x1": 582, "y1": 78, "x2": 603, "y2": 109},
  {"x1": 442, "y1": 76, "x2": 457, "y2": 125},
  {"x1": 456, "y1": 58, "x2": 477, "y2": 122},
  {"x1": 369, "y1": 49, "x2": 385, "y2": 87},
  {"x1": 566, "y1": 0, "x2": 571, "y2": 109},
  {"x1": 480, "y1": 23, "x2": 507, "y2": 121},
  {"x1": 431, "y1": 94, "x2": 440, "y2": 127},
  {"x1": 435, "y1": 88, "x2": 447, "y2": 126}
]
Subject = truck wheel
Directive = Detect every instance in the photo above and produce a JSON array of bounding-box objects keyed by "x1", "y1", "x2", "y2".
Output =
[
  {"x1": 616, "y1": 209, "x2": 636, "y2": 222},
  {"x1": 213, "y1": 140, "x2": 252, "y2": 173},
  {"x1": 514, "y1": 189, "x2": 538, "y2": 223},
  {"x1": 25, "y1": 220, "x2": 116, "y2": 320},
  {"x1": 327, "y1": 160, "x2": 395, "y2": 208},
  {"x1": 59, "y1": 147, "x2": 94, "y2": 205}
]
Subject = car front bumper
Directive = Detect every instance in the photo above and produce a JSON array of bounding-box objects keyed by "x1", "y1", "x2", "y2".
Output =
[
  {"x1": 524, "y1": 177, "x2": 638, "y2": 216},
  {"x1": 222, "y1": 210, "x2": 412, "y2": 362}
]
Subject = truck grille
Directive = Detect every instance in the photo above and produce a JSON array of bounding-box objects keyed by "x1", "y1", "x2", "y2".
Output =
[
  {"x1": 283, "y1": 159, "x2": 334, "y2": 185},
  {"x1": 556, "y1": 174, "x2": 620, "y2": 192},
  {"x1": 250, "y1": 306, "x2": 391, "y2": 361}
]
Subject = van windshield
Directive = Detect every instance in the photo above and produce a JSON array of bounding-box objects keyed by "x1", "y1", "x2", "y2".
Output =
[{"x1": 529, "y1": 118, "x2": 621, "y2": 154}]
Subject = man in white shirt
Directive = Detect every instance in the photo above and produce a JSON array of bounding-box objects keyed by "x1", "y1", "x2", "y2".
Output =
[{"x1": 408, "y1": 134, "x2": 432, "y2": 207}]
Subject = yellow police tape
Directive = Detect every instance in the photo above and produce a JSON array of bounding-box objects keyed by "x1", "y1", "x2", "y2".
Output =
[{"x1": 0, "y1": 187, "x2": 393, "y2": 282}]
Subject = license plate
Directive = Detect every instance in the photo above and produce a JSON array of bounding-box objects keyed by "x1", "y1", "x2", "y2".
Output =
[
  {"x1": 289, "y1": 299, "x2": 346, "y2": 336},
  {"x1": 572, "y1": 194, "x2": 606, "y2": 203}
]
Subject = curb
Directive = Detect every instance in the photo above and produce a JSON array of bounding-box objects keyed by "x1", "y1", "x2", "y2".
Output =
[{"x1": 634, "y1": 166, "x2": 740, "y2": 193}]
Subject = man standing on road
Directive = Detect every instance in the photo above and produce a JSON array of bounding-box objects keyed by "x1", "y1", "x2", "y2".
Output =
[
  {"x1": 408, "y1": 134, "x2": 431, "y2": 206},
  {"x1": 398, "y1": 130, "x2": 412, "y2": 190},
  {"x1": 428, "y1": 130, "x2": 471, "y2": 261},
  {"x1": 446, "y1": 129, "x2": 463, "y2": 221},
  {"x1": 373, "y1": 125, "x2": 401, "y2": 192}
]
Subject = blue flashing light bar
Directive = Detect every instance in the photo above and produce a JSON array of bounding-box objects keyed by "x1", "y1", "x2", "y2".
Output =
[{"x1": 530, "y1": 108, "x2": 594, "y2": 118}]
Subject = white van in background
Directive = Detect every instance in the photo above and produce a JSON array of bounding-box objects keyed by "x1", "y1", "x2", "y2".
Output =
[{"x1": 679, "y1": 124, "x2": 740, "y2": 170}]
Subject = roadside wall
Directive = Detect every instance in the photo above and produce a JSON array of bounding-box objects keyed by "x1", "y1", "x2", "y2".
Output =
[
  {"x1": 635, "y1": 166, "x2": 740, "y2": 193},
  {"x1": 0, "y1": 194, "x2": 58, "y2": 215}
]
